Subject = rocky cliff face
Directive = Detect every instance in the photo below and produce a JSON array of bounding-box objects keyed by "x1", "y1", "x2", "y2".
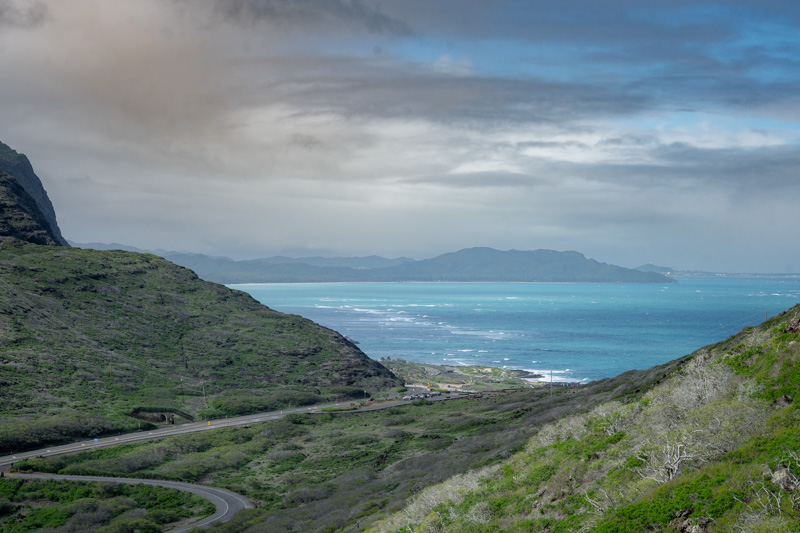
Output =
[
  {"x1": 0, "y1": 171, "x2": 63, "y2": 245},
  {"x1": 0, "y1": 140, "x2": 68, "y2": 245}
]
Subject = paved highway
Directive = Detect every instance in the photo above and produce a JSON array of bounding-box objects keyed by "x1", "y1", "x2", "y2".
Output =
[
  {"x1": 0, "y1": 387, "x2": 457, "y2": 533},
  {"x1": 0, "y1": 388, "x2": 458, "y2": 530},
  {"x1": 0, "y1": 388, "x2": 449, "y2": 469},
  {"x1": 6, "y1": 472, "x2": 254, "y2": 532}
]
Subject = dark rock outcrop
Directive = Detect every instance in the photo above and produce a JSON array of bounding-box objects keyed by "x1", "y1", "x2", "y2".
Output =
[
  {"x1": 0, "y1": 140, "x2": 68, "y2": 245},
  {"x1": 0, "y1": 172, "x2": 63, "y2": 245}
]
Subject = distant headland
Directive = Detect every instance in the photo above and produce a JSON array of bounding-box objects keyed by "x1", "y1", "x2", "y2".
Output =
[{"x1": 72, "y1": 243, "x2": 676, "y2": 284}]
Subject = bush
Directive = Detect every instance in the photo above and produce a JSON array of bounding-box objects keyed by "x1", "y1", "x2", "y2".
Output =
[
  {"x1": 284, "y1": 413, "x2": 313, "y2": 425},
  {"x1": 327, "y1": 386, "x2": 370, "y2": 399},
  {"x1": 207, "y1": 390, "x2": 322, "y2": 417},
  {"x1": 0, "y1": 412, "x2": 117, "y2": 454},
  {"x1": 0, "y1": 495, "x2": 16, "y2": 516},
  {"x1": 147, "y1": 507, "x2": 185, "y2": 524},
  {"x1": 97, "y1": 517, "x2": 160, "y2": 533},
  {"x1": 285, "y1": 485, "x2": 331, "y2": 504}
]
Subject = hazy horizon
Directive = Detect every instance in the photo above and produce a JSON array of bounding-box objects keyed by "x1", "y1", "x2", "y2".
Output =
[
  {"x1": 68, "y1": 239, "x2": 800, "y2": 275},
  {"x1": 2, "y1": 1, "x2": 800, "y2": 273}
]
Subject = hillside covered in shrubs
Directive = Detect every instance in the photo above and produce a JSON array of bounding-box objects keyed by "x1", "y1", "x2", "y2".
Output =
[
  {"x1": 0, "y1": 139, "x2": 399, "y2": 454},
  {"x1": 369, "y1": 304, "x2": 800, "y2": 533},
  {"x1": 14, "y1": 303, "x2": 800, "y2": 532},
  {"x1": 0, "y1": 241, "x2": 398, "y2": 453}
]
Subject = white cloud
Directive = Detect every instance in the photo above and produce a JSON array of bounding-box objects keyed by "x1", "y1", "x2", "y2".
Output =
[{"x1": 0, "y1": 0, "x2": 799, "y2": 271}]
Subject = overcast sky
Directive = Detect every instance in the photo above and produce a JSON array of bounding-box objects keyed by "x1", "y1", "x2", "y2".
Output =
[{"x1": 1, "y1": 0, "x2": 799, "y2": 272}]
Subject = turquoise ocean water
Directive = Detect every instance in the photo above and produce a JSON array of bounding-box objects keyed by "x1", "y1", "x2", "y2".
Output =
[{"x1": 233, "y1": 277, "x2": 800, "y2": 383}]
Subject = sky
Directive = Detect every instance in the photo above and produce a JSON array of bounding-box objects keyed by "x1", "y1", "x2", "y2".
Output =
[{"x1": 1, "y1": 0, "x2": 799, "y2": 272}]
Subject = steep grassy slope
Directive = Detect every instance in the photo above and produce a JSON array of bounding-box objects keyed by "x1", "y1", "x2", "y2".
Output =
[
  {"x1": 0, "y1": 241, "x2": 398, "y2": 453},
  {"x1": 370, "y1": 304, "x2": 800, "y2": 533}
]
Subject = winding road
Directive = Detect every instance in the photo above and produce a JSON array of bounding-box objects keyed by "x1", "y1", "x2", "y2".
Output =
[
  {"x1": 7, "y1": 473, "x2": 254, "y2": 532},
  {"x1": 0, "y1": 387, "x2": 450, "y2": 530}
]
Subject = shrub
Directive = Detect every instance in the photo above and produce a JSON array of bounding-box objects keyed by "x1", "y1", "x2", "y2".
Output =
[
  {"x1": 0, "y1": 495, "x2": 16, "y2": 516},
  {"x1": 147, "y1": 507, "x2": 185, "y2": 524},
  {"x1": 97, "y1": 517, "x2": 160, "y2": 533}
]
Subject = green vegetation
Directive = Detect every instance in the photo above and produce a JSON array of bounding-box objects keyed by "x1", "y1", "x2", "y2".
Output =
[
  {"x1": 369, "y1": 304, "x2": 800, "y2": 533},
  {"x1": 3, "y1": 231, "x2": 795, "y2": 532},
  {"x1": 16, "y1": 357, "x2": 676, "y2": 532},
  {"x1": 0, "y1": 240, "x2": 399, "y2": 453},
  {"x1": 11, "y1": 260, "x2": 796, "y2": 532},
  {"x1": 0, "y1": 478, "x2": 213, "y2": 532},
  {"x1": 2, "y1": 137, "x2": 797, "y2": 531}
]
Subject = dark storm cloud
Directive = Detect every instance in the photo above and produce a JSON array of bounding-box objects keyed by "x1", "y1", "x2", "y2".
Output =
[
  {"x1": 157, "y1": 0, "x2": 799, "y2": 129},
  {"x1": 207, "y1": 0, "x2": 411, "y2": 35},
  {"x1": 0, "y1": 0, "x2": 47, "y2": 28},
  {"x1": 648, "y1": 142, "x2": 800, "y2": 191},
  {"x1": 380, "y1": 1, "x2": 800, "y2": 111},
  {"x1": 254, "y1": 59, "x2": 649, "y2": 126},
  {"x1": 625, "y1": 75, "x2": 800, "y2": 113},
  {"x1": 383, "y1": 0, "x2": 778, "y2": 44}
]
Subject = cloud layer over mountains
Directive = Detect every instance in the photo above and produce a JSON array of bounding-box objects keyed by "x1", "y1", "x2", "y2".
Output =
[{"x1": 1, "y1": 0, "x2": 799, "y2": 272}]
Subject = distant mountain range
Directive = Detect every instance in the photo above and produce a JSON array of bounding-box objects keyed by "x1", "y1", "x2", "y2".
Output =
[{"x1": 73, "y1": 243, "x2": 675, "y2": 284}]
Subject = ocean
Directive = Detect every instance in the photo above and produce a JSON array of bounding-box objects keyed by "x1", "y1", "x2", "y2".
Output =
[{"x1": 232, "y1": 277, "x2": 800, "y2": 383}]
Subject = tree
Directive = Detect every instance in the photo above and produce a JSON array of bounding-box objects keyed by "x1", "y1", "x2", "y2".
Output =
[{"x1": 634, "y1": 359, "x2": 767, "y2": 484}]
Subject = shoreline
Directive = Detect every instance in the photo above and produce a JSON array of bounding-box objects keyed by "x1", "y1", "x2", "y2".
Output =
[{"x1": 379, "y1": 359, "x2": 585, "y2": 391}]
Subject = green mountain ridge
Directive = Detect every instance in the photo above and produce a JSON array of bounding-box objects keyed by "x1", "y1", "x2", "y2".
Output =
[
  {"x1": 0, "y1": 140, "x2": 399, "y2": 454},
  {"x1": 0, "y1": 241, "x2": 399, "y2": 453}
]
